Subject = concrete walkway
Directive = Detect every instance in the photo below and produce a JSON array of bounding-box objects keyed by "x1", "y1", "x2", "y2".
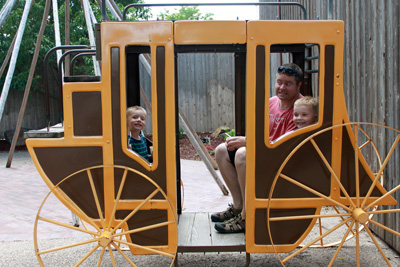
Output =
[{"x1": 1, "y1": 151, "x2": 399, "y2": 266}]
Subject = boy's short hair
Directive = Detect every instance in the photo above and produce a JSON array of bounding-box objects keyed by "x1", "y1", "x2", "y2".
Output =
[
  {"x1": 126, "y1": 106, "x2": 147, "y2": 117},
  {"x1": 294, "y1": 96, "x2": 318, "y2": 116}
]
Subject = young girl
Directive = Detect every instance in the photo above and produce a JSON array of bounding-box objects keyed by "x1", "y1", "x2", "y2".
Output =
[{"x1": 126, "y1": 106, "x2": 150, "y2": 161}]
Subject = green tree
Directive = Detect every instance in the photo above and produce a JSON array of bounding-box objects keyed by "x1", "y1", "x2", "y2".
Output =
[
  {"x1": 0, "y1": 0, "x2": 150, "y2": 94},
  {"x1": 157, "y1": 6, "x2": 213, "y2": 21}
]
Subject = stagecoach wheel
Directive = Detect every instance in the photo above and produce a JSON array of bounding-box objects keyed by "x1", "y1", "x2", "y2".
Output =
[
  {"x1": 298, "y1": 126, "x2": 384, "y2": 248},
  {"x1": 267, "y1": 123, "x2": 400, "y2": 266},
  {"x1": 34, "y1": 165, "x2": 177, "y2": 266}
]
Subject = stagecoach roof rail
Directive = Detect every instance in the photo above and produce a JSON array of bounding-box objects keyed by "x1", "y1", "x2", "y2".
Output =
[
  {"x1": 43, "y1": 45, "x2": 90, "y2": 129},
  {"x1": 57, "y1": 48, "x2": 96, "y2": 122},
  {"x1": 70, "y1": 52, "x2": 97, "y2": 76},
  {"x1": 109, "y1": 2, "x2": 307, "y2": 21}
]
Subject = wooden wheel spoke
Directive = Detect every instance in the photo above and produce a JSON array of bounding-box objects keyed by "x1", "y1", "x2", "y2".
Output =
[
  {"x1": 107, "y1": 169, "x2": 129, "y2": 231},
  {"x1": 113, "y1": 220, "x2": 175, "y2": 237},
  {"x1": 114, "y1": 239, "x2": 175, "y2": 258},
  {"x1": 368, "y1": 219, "x2": 400, "y2": 237},
  {"x1": 362, "y1": 134, "x2": 400, "y2": 207},
  {"x1": 357, "y1": 126, "x2": 372, "y2": 150},
  {"x1": 364, "y1": 226, "x2": 392, "y2": 266},
  {"x1": 356, "y1": 222, "x2": 360, "y2": 267},
  {"x1": 332, "y1": 206, "x2": 356, "y2": 235},
  {"x1": 87, "y1": 169, "x2": 106, "y2": 230},
  {"x1": 112, "y1": 188, "x2": 160, "y2": 233},
  {"x1": 269, "y1": 212, "x2": 352, "y2": 222},
  {"x1": 317, "y1": 217, "x2": 323, "y2": 246},
  {"x1": 108, "y1": 244, "x2": 117, "y2": 267},
  {"x1": 38, "y1": 238, "x2": 100, "y2": 255},
  {"x1": 354, "y1": 125, "x2": 361, "y2": 207},
  {"x1": 38, "y1": 216, "x2": 99, "y2": 237},
  {"x1": 365, "y1": 185, "x2": 400, "y2": 210},
  {"x1": 328, "y1": 219, "x2": 356, "y2": 267},
  {"x1": 75, "y1": 243, "x2": 100, "y2": 266},
  {"x1": 280, "y1": 173, "x2": 352, "y2": 212},
  {"x1": 58, "y1": 190, "x2": 102, "y2": 233},
  {"x1": 310, "y1": 139, "x2": 356, "y2": 208},
  {"x1": 81, "y1": 219, "x2": 99, "y2": 238},
  {"x1": 97, "y1": 246, "x2": 106, "y2": 267},
  {"x1": 282, "y1": 217, "x2": 352, "y2": 263},
  {"x1": 369, "y1": 208, "x2": 400, "y2": 215},
  {"x1": 111, "y1": 242, "x2": 137, "y2": 266},
  {"x1": 359, "y1": 139, "x2": 372, "y2": 150}
]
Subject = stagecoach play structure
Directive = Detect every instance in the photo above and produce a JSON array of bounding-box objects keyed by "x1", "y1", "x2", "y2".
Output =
[{"x1": 24, "y1": 2, "x2": 400, "y2": 266}]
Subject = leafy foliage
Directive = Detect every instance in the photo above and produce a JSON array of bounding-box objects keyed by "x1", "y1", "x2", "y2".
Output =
[
  {"x1": 0, "y1": 0, "x2": 150, "y2": 94},
  {"x1": 222, "y1": 128, "x2": 235, "y2": 140},
  {"x1": 157, "y1": 6, "x2": 213, "y2": 21}
]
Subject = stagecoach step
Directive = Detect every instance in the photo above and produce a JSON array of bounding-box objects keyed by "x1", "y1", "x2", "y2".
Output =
[
  {"x1": 178, "y1": 212, "x2": 246, "y2": 253},
  {"x1": 24, "y1": 123, "x2": 64, "y2": 138}
]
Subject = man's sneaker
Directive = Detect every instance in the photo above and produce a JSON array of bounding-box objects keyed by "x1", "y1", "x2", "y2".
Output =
[
  {"x1": 214, "y1": 213, "x2": 245, "y2": 233},
  {"x1": 210, "y1": 204, "x2": 241, "y2": 222}
]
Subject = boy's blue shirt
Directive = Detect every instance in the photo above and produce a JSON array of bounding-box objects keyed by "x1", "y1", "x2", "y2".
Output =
[{"x1": 128, "y1": 133, "x2": 149, "y2": 160}]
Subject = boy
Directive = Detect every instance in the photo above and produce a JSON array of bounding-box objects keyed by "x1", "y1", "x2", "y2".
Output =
[
  {"x1": 271, "y1": 96, "x2": 319, "y2": 142},
  {"x1": 126, "y1": 106, "x2": 150, "y2": 161},
  {"x1": 293, "y1": 96, "x2": 318, "y2": 129}
]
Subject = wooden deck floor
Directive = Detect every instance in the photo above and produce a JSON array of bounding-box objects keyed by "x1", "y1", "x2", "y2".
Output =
[{"x1": 178, "y1": 212, "x2": 246, "y2": 252}]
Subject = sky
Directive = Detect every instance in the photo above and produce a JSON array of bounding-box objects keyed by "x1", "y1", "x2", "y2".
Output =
[{"x1": 143, "y1": 0, "x2": 260, "y2": 20}]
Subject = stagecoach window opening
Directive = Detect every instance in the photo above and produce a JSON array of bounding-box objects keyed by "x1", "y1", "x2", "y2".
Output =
[
  {"x1": 124, "y1": 45, "x2": 153, "y2": 164},
  {"x1": 267, "y1": 43, "x2": 320, "y2": 144}
]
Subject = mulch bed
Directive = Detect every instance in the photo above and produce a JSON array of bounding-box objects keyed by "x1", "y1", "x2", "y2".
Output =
[
  {"x1": 179, "y1": 132, "x2": 225, "y2": 161},
  {"x1": 0, "y1": 140, "x2": 27, "y2": 152}
]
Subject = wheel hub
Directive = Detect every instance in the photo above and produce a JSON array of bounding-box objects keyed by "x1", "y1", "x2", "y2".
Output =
[
  {"x1": 99, "y1": 231, "x2": 113, "y2": 247},
  {"x1": 353, "y1": 208, "x2": 368, "y2": 224}
]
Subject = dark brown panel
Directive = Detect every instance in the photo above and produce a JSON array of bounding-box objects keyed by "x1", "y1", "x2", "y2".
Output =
[
  {"x1": 34, "y1": 146, "x2": 104, "y2": 218},
  {"x1": 72, "y1": 91, "x2": 103, "y2": 136},
  {"x1": 255, "y1": 208, "x2": 315, "y2": 245},
  {"x1": 34, "y1": 146, "x2": 103, "y2": 184},
  {"x1": 235, "y1": 51, "x2": 246, "y2": 136},
  {"x1": 117, "y1": 210, "x2": 168, "y2": 246}
]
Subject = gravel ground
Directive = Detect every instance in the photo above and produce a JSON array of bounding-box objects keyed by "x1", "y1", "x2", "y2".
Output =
[{"x1": 1, "y1": 236, "x2": 399, "y2": 266}]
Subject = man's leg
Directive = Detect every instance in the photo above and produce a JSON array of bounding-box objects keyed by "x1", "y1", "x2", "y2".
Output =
[
  {"x1": 214, "y1": 143, "x2": 243, "y2": 211},
  {"x1": 234, "y1": 147, "x2": 246, "y2": 220},
  {"x1": 213, "y1": 146, "x2": 247, "y2": 233}
]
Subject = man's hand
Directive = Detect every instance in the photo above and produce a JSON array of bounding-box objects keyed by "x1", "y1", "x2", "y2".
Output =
[{"x1": 225, "y1": 136, "x2": 246, "y2": 151}]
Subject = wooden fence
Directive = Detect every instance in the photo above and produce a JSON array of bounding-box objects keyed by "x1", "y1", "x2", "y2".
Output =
[
  {"x1": 0, "y1": 89, "x2": 61, "y2": 141},
  {"x1": 260, "y1": 0, "x2": 400, "y2": 253}
]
